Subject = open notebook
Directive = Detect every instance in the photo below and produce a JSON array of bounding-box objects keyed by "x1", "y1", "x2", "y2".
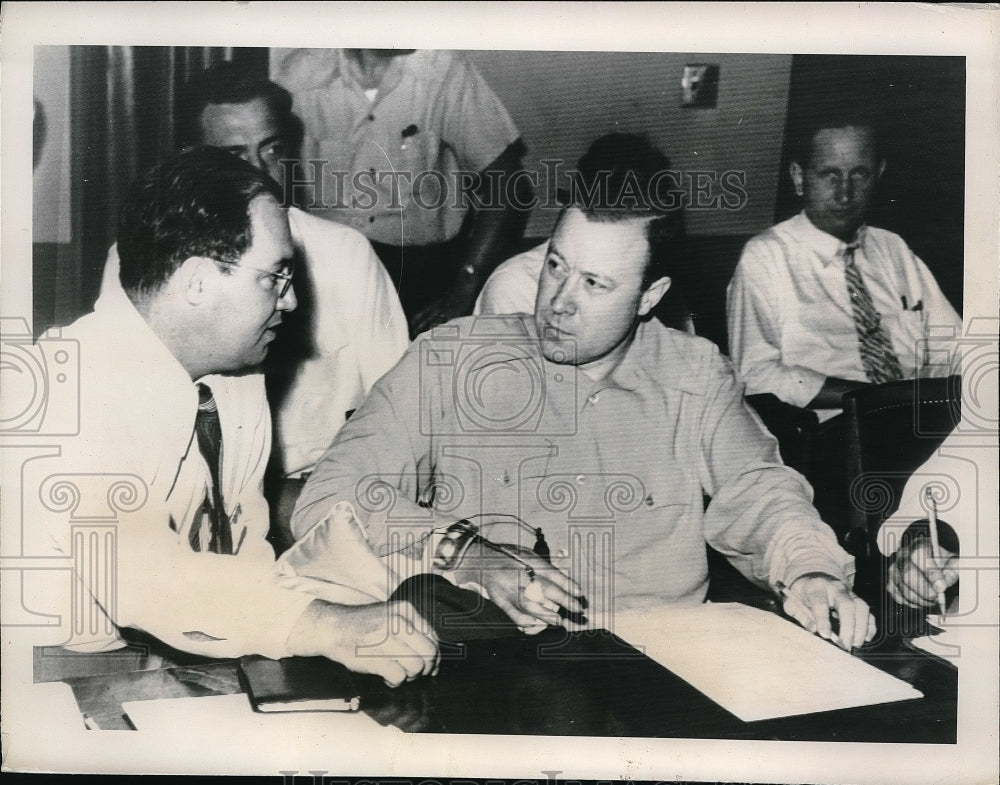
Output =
[{"x1": 611, "y1": 603, "x2": 923, "y2": 722}]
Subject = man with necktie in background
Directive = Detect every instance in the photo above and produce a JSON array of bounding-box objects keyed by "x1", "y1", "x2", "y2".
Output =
[
  {"x1": 726, "y1": 113, "x2": 962, "y2": 530},
  {"x1": 726, "y1": 112, "x2": 961, "y2": 416}
]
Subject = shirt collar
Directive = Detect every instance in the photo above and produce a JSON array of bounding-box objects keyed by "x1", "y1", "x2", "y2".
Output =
[
  {"x1": 337, "y1": 49, "x2": 410, "y2": 97},
  {"x1": 603, "y1": 319, "x2": 704, "y2": 396},
  {"x1": 93, "y1": 284, "x2": 202, "y2": 422},
  {"x1": 793, "y1": 211, "x2": 868, "y2": 266},
  {"x1": 95, "y1": 284, "x2": 260, "y2": 417},
  {"x1": 463, "y1": 315, "x2": 701, "y2": 401}
]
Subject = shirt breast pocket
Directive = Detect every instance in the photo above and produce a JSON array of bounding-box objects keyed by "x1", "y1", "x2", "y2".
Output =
[
  {"x1": 398, "y1": 130, "x2": 436, "y2": 178},
  {"x1": 882, "y1": 308, "x2": 929, "y2": 373}
]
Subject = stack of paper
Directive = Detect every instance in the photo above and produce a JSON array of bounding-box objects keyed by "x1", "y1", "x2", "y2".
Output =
[{"x1": 611, "y1": 603, "x2": 923, "y2": 722}]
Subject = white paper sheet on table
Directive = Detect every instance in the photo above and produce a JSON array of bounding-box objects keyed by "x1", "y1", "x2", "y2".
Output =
[
  {"x1": 611, "y1": 603, "x2": 923, "y2": 722},
  {"x1": 123, "y1": 693, "x2": 403, "y2": 738}
]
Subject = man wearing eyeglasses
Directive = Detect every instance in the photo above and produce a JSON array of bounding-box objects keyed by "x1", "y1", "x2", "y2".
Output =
[
  {"x1": 33, "y1": 148, "x2": 438, "y2": 686},
  {"x1": 100, "y1": 61, "x2": 408, "y2": 484},
  {"x1": 726, "y1": 113, "x2": 961, "y2": 416}
]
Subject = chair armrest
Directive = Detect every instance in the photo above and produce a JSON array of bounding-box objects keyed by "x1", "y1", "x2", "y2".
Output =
[
  {"x1": 745, "y1": 393, "x2": 820, "y2": 432},
  {"x1": 744, "y1": 394, "x2": 820, "y2": 475}
]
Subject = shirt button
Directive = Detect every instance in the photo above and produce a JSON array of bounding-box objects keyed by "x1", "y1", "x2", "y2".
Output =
[
  {"x1": 588, "y1": 393, "x2": 600, "y2": 405},
  {"x1": 576, "y1": 474, "x2": 585, "y2": 485},
  {"x1": 645, "y1": 494, "x2": 655, "y2": 506},
  {"x1": 367, "y1": 113, "x2": 375, "y2": 121},
  {"x1": 368, "y1": 216, "x2": 375, "y2": 223}
]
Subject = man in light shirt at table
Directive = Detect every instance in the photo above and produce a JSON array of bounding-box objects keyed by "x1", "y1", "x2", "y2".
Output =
[
  {"x1": 291, "y1": 162, "x2": 878, "y2": 652},
  {"x1": 726, "y1": 112, "x2": 961, "y2": 419}
]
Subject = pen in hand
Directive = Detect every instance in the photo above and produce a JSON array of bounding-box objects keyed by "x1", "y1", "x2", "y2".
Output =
[{"x1": 924, "y1": 487, "x2": 948, "y2": 622}]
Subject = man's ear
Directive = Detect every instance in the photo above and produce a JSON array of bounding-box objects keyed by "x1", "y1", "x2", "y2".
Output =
[
  {"x1": 876, "y1": 159, "x2": 887, "y2": 181},
  {"x1": 790, "y1": 161, "x2": 805, "y2": 197},
  {"x1": 176, "y1": 256, "x2": 213, "y2": 306},
  {"x1": 638, "y1": 276, "x2": 671, "y2": 317}
]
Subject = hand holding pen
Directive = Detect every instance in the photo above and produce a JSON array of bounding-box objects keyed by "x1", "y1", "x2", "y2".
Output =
[{"x1": 886, "y1": 489, "x2": 959, "y2": 612}]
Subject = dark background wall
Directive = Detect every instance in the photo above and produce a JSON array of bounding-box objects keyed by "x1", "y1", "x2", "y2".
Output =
[{"x1": 462, "y1": 51, "x2": 793, "y2": 239}]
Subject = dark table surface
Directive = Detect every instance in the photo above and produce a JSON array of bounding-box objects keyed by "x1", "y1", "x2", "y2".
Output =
[{"x1": 35, "y1": 602, "x2": 956, "y2": 742}]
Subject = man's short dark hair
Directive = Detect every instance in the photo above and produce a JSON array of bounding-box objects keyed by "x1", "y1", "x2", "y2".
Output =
[
  {"x1": 569, "y1": 133, "x2": 686, "y2": 290},
  {"x1": 176, "y1": 61, "x2": 297, "y2": 150},
  {"x1": 788, "y1": 110, "x2": 883, "y2": 168},
  {"x1": 117, "y1": 146, "x2": 283, "y2": 298}
]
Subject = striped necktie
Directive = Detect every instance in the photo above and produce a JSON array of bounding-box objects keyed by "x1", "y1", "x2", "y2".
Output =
[
  {"x1": 842, "y1": 239, "x2": 904, "y2": 384},
  {"x1": 189, "y1": 383, "x2": 233, "y2": 554}
]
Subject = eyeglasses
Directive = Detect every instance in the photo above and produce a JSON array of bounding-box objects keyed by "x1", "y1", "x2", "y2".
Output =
[
  {"x1": 811, "y1": 170, "x2": 876, "y2": 192},
  {"x1": 214, "y1": 258, "x2": 295, "y2": 299}
]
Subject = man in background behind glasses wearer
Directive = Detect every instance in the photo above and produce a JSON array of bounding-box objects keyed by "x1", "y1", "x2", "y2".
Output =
[{"x1": 727, "y1": 113, "x2": 961, "y2": 416}]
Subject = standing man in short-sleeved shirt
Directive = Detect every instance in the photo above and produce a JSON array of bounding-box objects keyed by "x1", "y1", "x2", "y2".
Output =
[{"x1": 275, "y1": 49, "x2": 530, "y2": 336}]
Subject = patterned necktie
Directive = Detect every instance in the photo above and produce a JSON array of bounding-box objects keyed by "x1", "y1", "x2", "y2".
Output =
[
  {"x1": 842, "y1": 240, "x2": 904, "y2": 384},
  {"x1": 189, "y1": 383, "x2": 233, "y2": 554}
]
